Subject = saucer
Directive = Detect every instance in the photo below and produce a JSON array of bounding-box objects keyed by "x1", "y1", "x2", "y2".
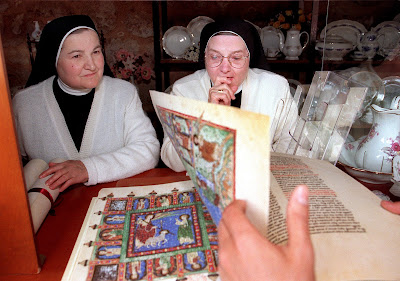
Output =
[{"x1": 338, "y1": 161, "x2": 392, "y2": 185}]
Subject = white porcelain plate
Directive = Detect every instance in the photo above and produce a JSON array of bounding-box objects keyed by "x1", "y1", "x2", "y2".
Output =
[
  {"x1": 320, "y1": 20, "x2": 367, "y2": 47},
  {"x1": 373, "y1": 21, "x2": 400, "y2": 56},
  {"x1": 187, "y1": 16, "x2": 214, "y2": 46},
  {"x1": 382, "y1": 76, "x2": 400, "y2": 108},
  {"x1": 338, "y1": 161, "x2": 392, "y2": 185},
  {"x1": 162, "y1": 26, "x2": 194, "y2": 59}
]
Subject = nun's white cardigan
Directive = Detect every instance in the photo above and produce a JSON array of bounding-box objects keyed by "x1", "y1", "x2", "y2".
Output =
[
  {"x1": 161, "y1": 68, "x2": 298, "y2": 172},
  {"x1": 13, "y1": 76, "x2": 160, "y2": 185}
]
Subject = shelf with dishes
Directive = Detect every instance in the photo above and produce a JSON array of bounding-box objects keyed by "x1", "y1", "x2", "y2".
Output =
[
  {"x1": 161, "y1": 18, "x2": 400, "y2": 64},
  {"x1": 153, "y1": 0, "x2": 400, "y2": 91}
]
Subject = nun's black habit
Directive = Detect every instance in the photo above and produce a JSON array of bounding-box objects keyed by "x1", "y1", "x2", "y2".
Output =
[
  {"x1": 24, "y1": 15, "x2": 113, "y2": 150},
  {"x1": 25, "y1": 15, "x2": 113, "y2": 88}
]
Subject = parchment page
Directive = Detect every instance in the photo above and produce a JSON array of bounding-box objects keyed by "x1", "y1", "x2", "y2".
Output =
[
  {"x1": 268, "y1": 152, "x2": 400, "y2": 281},
  {"x1": 62, "y1": 181, "x2": 217, "y2": 281},
  {"x1": 150, "y1": 90, "x2": 270, "y2": 236}
]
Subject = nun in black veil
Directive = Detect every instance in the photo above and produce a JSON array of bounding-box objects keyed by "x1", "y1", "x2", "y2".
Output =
[
  {"x1": 13, "y1": 15, "x2": 159, "y2": 192},
  {"x1": 161, "y1": 18, "x2": 297, "y2": 172},
  {"x1": 25, "y1": 15, "x2": 114, "y2": 88}
]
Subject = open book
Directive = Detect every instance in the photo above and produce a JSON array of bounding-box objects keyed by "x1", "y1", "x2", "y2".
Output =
[{"x1": 62, "y1": 92, "x2": 400, "y2": 281}]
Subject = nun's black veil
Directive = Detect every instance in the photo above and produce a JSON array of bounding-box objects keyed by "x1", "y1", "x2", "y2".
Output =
[
  {"x1": 25, "y1": 15, "x2": 113, "y2": 88},
  {"x1": 198, "y1": 18, "x2": 269, "y2": 71}
]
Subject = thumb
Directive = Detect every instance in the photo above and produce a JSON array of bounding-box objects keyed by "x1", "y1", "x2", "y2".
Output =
[
  {"x1": 381, "y1": 200, "x2": 400, "y2": 215},
  {"x1": 286, "y1": 185, "x2": 312, "y2": 250}
]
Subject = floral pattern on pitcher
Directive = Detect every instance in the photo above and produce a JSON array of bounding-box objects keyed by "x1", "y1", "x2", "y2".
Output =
[
  {"x1": 382, "y1": 134, "x2": 400, "y2": 159},
  {"x1": 358, "y1": 123, "x2": 379, "y2": 147}
]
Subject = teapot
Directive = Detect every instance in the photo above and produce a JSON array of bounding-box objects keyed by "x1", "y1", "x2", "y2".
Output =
[
  {"x1": 354, "y1": 97, "x2": 400, "y2": 173},
  {"x1": 261, "y1": 26, "x2": 283, "y2": 59},
  {"x1": 357, "y1": 30, "x2": 384, "y2": 60},
  {"x1": 278, "y1": 27, "x2": 309, "y2": 60}
]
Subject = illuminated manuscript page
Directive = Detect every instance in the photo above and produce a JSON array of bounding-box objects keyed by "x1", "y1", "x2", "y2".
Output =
[
  {"x1": 269, "y1": 152, "x2": 400, "y2": 281},
  {"x1": 150, "y1": 90, "x2": 270, "y2": 235}
]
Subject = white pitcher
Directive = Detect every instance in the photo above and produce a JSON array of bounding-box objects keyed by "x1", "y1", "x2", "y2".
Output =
[
  {"x1": 354, "y1": 99, "x2": 400, "y2": 173},
  {"x1": 279, "y1": 27, "x2": 309, "y2": 60}
]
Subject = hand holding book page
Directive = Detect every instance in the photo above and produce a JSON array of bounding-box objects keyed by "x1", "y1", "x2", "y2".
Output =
[
  {"x1": 150, "y1": 90, "x2": 270, "y2": 235},
  {"x1": 218, "y1": 185, "x2": 315, "y2": 281},
  {"x1": 24, "y1": 158, "x2": 63, "y2": 233}
]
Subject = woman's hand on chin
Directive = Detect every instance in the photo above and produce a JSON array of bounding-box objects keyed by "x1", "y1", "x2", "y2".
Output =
[{"x1": 208, "y1": 76, "x2": 238, "y2": 105}]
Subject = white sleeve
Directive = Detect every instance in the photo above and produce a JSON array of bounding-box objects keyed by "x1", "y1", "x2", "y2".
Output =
[
  {"x1": 82, "y1": 89, "x2": 160, "y2": 185},
  {"x1": 159, "y1": 82, "x2": 190, "y2": 172},
  {"x1": 160, "y1": 134, "x2": 185, "y2": 172}
]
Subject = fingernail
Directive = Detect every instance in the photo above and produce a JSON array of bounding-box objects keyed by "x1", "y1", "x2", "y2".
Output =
[{"x1": 295, "y1": 185, "x2": 308, "y2": 205}]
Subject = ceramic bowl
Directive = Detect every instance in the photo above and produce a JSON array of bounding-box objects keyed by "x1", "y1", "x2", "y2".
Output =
[
  {"x1": 337, "y1": 161, "x2": 392, "y2": 185},
  {"x1": 315, "y1": 35, "x2": 354, "y2": 60}
]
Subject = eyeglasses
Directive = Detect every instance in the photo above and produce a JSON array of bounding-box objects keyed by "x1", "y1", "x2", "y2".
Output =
[{"x1": 205, "y1": 52, "x2": 249, "y2": 69}]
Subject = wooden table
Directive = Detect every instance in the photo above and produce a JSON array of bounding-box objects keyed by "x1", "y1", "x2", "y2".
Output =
[{"x1": 6, "y1": 168, "x2": 189, "y2": 281}]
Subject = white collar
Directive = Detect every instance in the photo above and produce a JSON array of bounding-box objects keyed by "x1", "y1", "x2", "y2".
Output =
[{"x1": 57, "y1": 77, "x2": 92, "y2": 96}]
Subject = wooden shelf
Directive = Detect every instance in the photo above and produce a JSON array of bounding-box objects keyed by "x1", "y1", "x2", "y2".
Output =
[
  {"x1": 152, "y1": 1, "x2": 399, "y2": 91},
  {"x1": 152, "y1": 1, "x2": 318, "y2": 91}
]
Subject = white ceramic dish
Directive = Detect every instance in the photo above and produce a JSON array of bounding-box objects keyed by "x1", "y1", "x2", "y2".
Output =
[
  {"x1": 187, "y1": 16, "x2": 214, "y2": 46},
  {"x1": 372, "y1": 21, "x2": 400, "y2": 57},
  {"x1": 315, "y1": 35, "x2": 354, "y2": 60},
  {"x1": 320, "y1": 20, "x2": 367, "y2": 48},
  {"x1": 162, "y1": 26, "x2": 194, "y2": 59},
  {"x1": 338, "y1": 161, "x2": 392, "y2": 185},
  {"x1": 261, "y1": 26, "x2": 283, "y2": 57},
  {"x1": 382, "y1": 76, "x2": 400, "y2": 109},
  {"x1": 350, "y1": 51, "x2": 367, "y2": 61}
]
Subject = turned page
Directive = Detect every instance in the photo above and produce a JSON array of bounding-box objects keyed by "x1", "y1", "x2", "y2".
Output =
[
  {"x1": 150, "y1": 90, "x2": 270, "y2": 235},
  {"x1": 268, "y1": 152, "x2": 400, "y2": 281}
]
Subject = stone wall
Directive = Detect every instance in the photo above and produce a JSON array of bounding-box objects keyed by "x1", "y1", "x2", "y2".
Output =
[{"x1": 1, "y1": 0, "x2": 398, "y2": 109}]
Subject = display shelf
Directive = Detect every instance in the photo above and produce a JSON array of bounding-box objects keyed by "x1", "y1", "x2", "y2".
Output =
[
  {"x1": 152, "y1": 0, "x2": 316, "y2": 91},
  {"x1": 152, "y1": 0, "x2": 399, "y2": 92}
]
